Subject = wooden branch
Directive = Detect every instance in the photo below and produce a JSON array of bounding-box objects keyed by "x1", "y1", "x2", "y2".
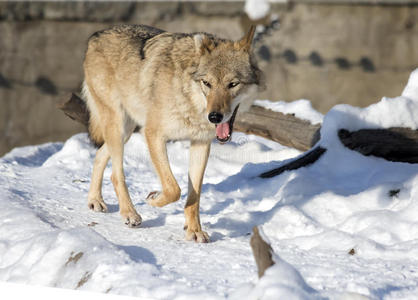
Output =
[
  {"x1": 235, "y1": 106, "x2": 321, "y2": 151},
  {"x1": 339, "y1": 128, "x2": 418, "y2": 163},
  {"x1": 250, "y1": 226, "x2": 275, "y2": 278},
  {"x1": 260, "y1": 146, "x2": 327, "y2": 178}
]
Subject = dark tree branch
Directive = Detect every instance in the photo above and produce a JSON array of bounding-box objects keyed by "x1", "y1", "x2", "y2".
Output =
[{"x1": 259, "y1": 146, "x2": 327, "y2": 178}]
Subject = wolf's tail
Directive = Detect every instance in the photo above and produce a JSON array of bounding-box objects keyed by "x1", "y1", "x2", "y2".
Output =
[{"x1": 81, "y1": 81, "x2": 105, "y2": 148}]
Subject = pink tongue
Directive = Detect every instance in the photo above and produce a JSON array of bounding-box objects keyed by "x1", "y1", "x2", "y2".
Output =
[{"x1": 216, "y1": 123, "x2": 230, "y2": 140}]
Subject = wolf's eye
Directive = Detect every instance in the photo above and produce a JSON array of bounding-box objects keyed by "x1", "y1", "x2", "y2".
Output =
[
  {"x1": 228, "y1": 82, "x2": 240, "y2": 89},
  {"x1": 201, "y1": 80, "x2": 211, "y2": 88}
]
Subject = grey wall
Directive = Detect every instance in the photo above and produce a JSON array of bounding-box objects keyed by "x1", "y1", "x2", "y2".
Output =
[{"x1": 1, "y1": 1, "x2": 417, "y2": 155}]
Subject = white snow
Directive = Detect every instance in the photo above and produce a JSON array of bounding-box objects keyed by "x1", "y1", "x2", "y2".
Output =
[
  {"x1": 244, "y1": 0, "x2": 270, "y2": 21},
  {"x1": 319, "y1": 69, "x2": 418, "y2": 150},
  {"x1": 254, "y1": 99, "x2": 324, "y2": 125},
  {"x1": 1, "y1": 69, "x2": 418, "y2": 299},
  {"x1": 235, "y1": 252, "x2": 319, "y2": 300}
]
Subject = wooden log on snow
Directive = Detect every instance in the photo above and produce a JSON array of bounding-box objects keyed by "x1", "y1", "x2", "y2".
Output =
[
  {"x1": 57, "y1": 93, "x2": 418, "y2": 167},
  {"x1": 339, "y1": 128, "x2": 418, "y2": 163},
  {"x1": 235, "y1": 106, "x2": 321, "y2": 151},
  {"x1": 58, "y1": 93, "x2": 322, "y2": 151},
  {"x1": 250, "y1": 226, "x2": 275, "y2": 278}
]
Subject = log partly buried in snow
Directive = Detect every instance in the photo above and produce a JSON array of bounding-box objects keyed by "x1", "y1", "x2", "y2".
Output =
[
  {"x1": 259, "y1": 128, "x2": 418, "y2": 179},
  {"x1": 57, "y1": 93, "x2": 418, "y2": 170},
  {"x1": 57, "y1": 93, "x2": 322, "y2": 151},
  {"x1": 338, "y1": 128, "x2": 418, "y2": 163}
]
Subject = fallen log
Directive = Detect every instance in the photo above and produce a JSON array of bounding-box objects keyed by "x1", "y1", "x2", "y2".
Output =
[
  {"x1": 57, "y1": 93, "x2": 418, "y2": 169},
  {"x1": 250, "y1": 226, "x2": 275, "y2": 278},
  {"x1": 234, "y1": 106, "x2": 321, "y2": 151},
  {"x1": 339, "y1": 128, "x2": 418, "y2": 163},
  {"x1": 259, "y1": 128, "x2": 418, "y2": 178},
  {"x1": 57, "y1": 93, "x2": 321, "y2": 151}
]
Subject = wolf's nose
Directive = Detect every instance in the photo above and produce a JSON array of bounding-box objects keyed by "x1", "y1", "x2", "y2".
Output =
[{"x1": 208, "y1": 112, "x2": 223, "y2": 124}]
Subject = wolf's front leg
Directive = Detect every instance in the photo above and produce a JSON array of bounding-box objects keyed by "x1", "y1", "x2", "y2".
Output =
[
  {"x1": 145, "y1": 129, "x2": 181, "y2": 207},
  {"x1": 184, "y1": 141, "x2": 211, "y2": 243}
]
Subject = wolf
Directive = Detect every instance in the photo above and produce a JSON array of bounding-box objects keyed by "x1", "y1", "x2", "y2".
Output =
[{"x1": 82, "y1": 24, "x2": 263, "y2": 243}]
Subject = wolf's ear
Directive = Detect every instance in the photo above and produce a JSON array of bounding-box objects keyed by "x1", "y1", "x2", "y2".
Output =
[
  {"x1": 238, "y1": 25, "x2": 256, "y2": 51},
  {"x1": 194, "y1": 34, "x2": 214, "y2": 55}
]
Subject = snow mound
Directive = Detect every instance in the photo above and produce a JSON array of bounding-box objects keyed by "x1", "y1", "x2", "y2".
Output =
[
  {"x1": 319, "y1": 68, "x2": 418, "y2": 150},
  {"x1": 401, "y1": 68, "x2": 418, "y2": 101},
  {"x1": 245, "y1": 252, "x2": 318, "y2": 300},
  {"x1": 0, "y1": 227, "x2": 158, "y2": 293}
]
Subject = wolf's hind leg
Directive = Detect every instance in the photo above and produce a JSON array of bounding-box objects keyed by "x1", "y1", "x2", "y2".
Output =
[
  {"x1": 145, "y1": 129, "x2": 181, "y2": 207},
  {"x1": 88, "y1": 144, "x2": 110, "y2": 212},
  {"x1": 104, "y1": 117, "x2": 142, "y2": 227},
  {"x1": 184, "y1": 141, "x2": 211, "y2": 243}
]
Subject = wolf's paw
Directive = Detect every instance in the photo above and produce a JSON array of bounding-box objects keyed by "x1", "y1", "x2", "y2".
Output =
[
  {"x1": 147, "y1": 189, "x2": 181, "y2": 207},
  {"x1": 185, "y1": 229, "x2": 210, "y2": 243},
  {"x1": 88, "y1": 198, "x2": 108, "y2": 213},
  {"x1": 121, "y1": 210, "x2": 142, "y2": 228},
  {"x1": 146, "y1": 191, "x2": 166, "y2": 207}
]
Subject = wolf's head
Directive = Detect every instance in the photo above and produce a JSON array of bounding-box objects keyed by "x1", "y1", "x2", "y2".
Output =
[{"x1": 192, "y1": 26, "x2": 264, "y2": 143}]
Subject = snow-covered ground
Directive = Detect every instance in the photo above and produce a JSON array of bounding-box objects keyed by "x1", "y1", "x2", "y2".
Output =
[{"x1": 1, "y1": 70, "x2": 418, "y2": 299}]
